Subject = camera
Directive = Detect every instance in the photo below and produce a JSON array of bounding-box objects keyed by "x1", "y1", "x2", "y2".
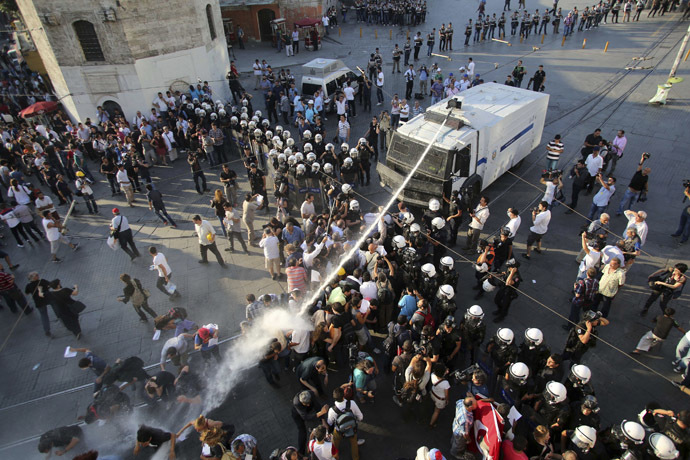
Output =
[
  {"x1": 449, "y1": 364, "x2": 480, "y2": 385},
  {"x1": 642, "y1": 152, "x2": 650, "y2": 160},
  {"x1": 541, "y1": 169, "x2": 563, "y2": 180},
  {"x1": 532, "y1": 207, "x2": 540, "y2": 214},
  {"x1": 413, "y1": 338, "x2": 431, "y2": 357}
]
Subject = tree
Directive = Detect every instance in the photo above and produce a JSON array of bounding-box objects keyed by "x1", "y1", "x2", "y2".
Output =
[{"x1": 0, "y1": 0, "x2": 19, "y2": 18}]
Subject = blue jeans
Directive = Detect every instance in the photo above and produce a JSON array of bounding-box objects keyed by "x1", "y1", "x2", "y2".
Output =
[
  {"x1": 206, "y1": 147, "x2": 219, "y2": 167},
  {"x1": 617, "y1": 188, "x2": 638, "y2": 214},
  {"x1": 217, "y1": 215, "x2": 227, "y2": 236},
  {"x1": 376, "y1": 87, "x2": 383, "y2": 103},
  {"x1": 427, "y1": 43, "x2": 434, "y2": 56},
  {"x1": 587, "y1": 202, "x2": 607, "y2": 221},
  {"x1": 546, "y1": 158, "x2": 559, "y2": 170},
  {"x1": 672, "y1": 206, "x2": 690, "y2": 243},
  {"x1": 154, "y1": 205, "x2": 176, "y2": 226}
]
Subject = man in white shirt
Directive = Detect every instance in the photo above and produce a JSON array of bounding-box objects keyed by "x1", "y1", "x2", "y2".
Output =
[
  {"x1": 343, "y1": 82, "x2": 356, "y2": 117},
  {"x1": 404, "y1": 64, "x2": 416, "y2": 99},
  {"x1": 540, "y1": 175, "x2": 562, "y2": 208},
  {"x1": 152, "y1": 92, "x2": 168, "y2": 118},
  {"x1": 376, "y1": 69, "x2": 385, "y2": 105},
  {"x1": 75, "y1": 171, "x2": 98, "y2": 214},
  {"x1": 292, "y1": 28, "x2": 300, "y2": 54},
  {"x1": 161, "y1": 126, "x2": 177, "y2": 162},
  {"x1": 601, "y1": 241, "x2": 626, "y2": 266},
  {"x1": 301, "y1": 194, "x2": 316, "y2": 228},
  {"x1": 584, "y1": 148, "x2": 603, "y2": 194},
  {"x1": 192, "y1": 215, "x2": 227, "y2": 268},
  {"x1": 327, "y1": 387, "x2": 365, "y2": 455},
  {"x1": 506, "y1": 208, "x2": 522, "y2": 238},
  {"x1": 399, "y1": 99, "x2": 410, "y2": 123},
  {"x1": 110, "y1": 208, "x2": 141, "y2": 261},
  {"x1": 132, "y1": 111, "x2": 145, "y2": 128},
  {"x1": 624, "y1": 209, "x2": 648, "y2": 246},
  {"x1": 149, "y1": 246, "x2": 180, "y2": 298},
  {"x1": 259, "y1": 227, "x2": 281, "y2": 279},
  {"x1": 467, "y1": 57, "x2": 475, "y2": 78},
  {"x1": 577, "y1": 232, "x2": 601, "y2": 280},
  {"x1": 116, "y1": 164, "x2": 135, "y2": 206},
  {"x1": 309, "y1": 425, "x2": 337, "y2": 460},
  {"x1": 252, "y1": 59, "x2": 263, "y2": 89},
  {"x1": 35, "y1": 191, "x2": 58, "y2": 220},
  {"x1": 464, "y1": 196, "x2": 490, "y2": 253},
  {"x1": 42, "y1": 210, "x2": 78, "y2": 262},
  {"x1": 321, "y1": 14, "x2": 330, "y2": 35},
  {"x1": 522, "y1": 201, "x2": 551, "y2": 259},
  {"x1": 608, "y1": 129, "x2": 627, "y2": 174},
  {"x1": 587, "y1": 174, "x2": 616, "y2": 221},
  {"x1": 160, "y1": 334, "x2": 191, "y2": 371}
]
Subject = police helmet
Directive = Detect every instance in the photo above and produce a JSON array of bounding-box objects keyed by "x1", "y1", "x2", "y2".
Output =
[
  {"x1": 275, "y1": 125, "x2": 283, "y2": 134},
  {"x1": 283, "y1": 130, "x2": 292, "y2": 140},
  {"x1": 402, "y1": 212, "x2": 415, "y2": 225},
  {"x1": 509, "y1": 362, "x2": 530, "y2": 384},
  {"x1": 350, "y1": 147, "x2": 359, "y2": 158},
  {"x1": 296, "y1": 164, "x2": 307, "y2": 175},
  {"x1": 239, "y1": 120, "x2": 248, "y2": 128},
  {"x1": 421, "y1": 263, "x2": 436, "y2": 278},
  {"x1": 431, "y1": 216, "x2": 446, "y2": 230},
  {"x1": 262, "y1": 119, "x2": 270, "y2": 127},
  {"x1": 544, "y1": 381, "x2": 567, "y2": 404},
  {"x1": 325, "y1": 142, "x2": 335, "y2": 151},
  {"x1": 341, "y1": 142, "x2": 349, "y2": 152},
  {"x1": 612, "y1": 420, "x2": 646, "y2": 445},
  {"x1": 323, "y1": 163, "x2": 334, "y2": 173},
  {"x1": 438, "y1": 285, "x2": 455, "y2": 300},
  {"x1": 429, "y1": 198, "x2": 441, "y2": 211},
  {"x1": 286, "y1": 138, "x2": 295, "y2": 148},
  {"x1": 343, "y1": 157, "x2": 354, "y2": 167},
  {"x1": 295, "y1": 152, "x2": 304, "y2": 162},
  {"x1": 254, "y1": 128, "x2": 263, "y2": 137},
  {"x1": 231, "y1": 116, "x2": 239, "y2": 124},
  {"x1": 393, "y1": 235, "x2": 407, "y2": 249},
  {"x1": 496, "y1": 328, "x2": 514, "y2": 345},
  {"x1": 265, "y1": 130, "x2": 273, "y2": 139},
  {"x1": 467, "y1": 305, "x2": 485, "y2": 321},
  {"x1": 648, "y1": 433, "x2": 679, "y2": 460},
  {"x1": 440, "y1": 256, "x2": 454, "y2": 270},
  {"x1": 410, "y1": 223, "x2": 421, "y2": 233},
  {"x1": 571, "y1": 426, "x2": 597, "y2": 452},
  {"x1": 342, "y1": 184, "x2": 353, "y2": 194},
  {"x1": 277, "y1": 153, "x2": 287, "y2": 163},
  {"x1": 350, "y1": 200, "x2": 360, "y2": 211},
  {"x1": 303, "y1": 130, "x2": 312, "y2": 140},
  {"x1": 248, "y1": 120, "x2": 256, "y2": 129},
  {"x1": 304, "y1": 143, "x2": 313, "y2": 153},
  {"x1": 524, "y1": 328, "x2": 544, "y2": 347},
  {"x1": 251, "y1": 115, "x2": 260, "y2": 123},
  {"x1": 315, "y1": 134, "x2": 323, "y2": 143},
  {"x1": 358, "y1": 137, "x2": 367, "y2": 145},
  {"x1": 254, "y1": 110, "x2": 262, "y2": 118},
  {"x1": 306, "y1": 152, "x2": 317, "y2": 162},
  {"x1": 569, "y1": 364, "x2": 592, "y2": 385},
  {"x1": 283, "y1": 147, "x2": 293, "y2": 156},
  {"x1": 219, "y1": 109, "x2": 227, "y2": 117},
  {"x1": 311, "y1": 162, "x2": 320, "y2": 173},
  {"x1": 287, "y1": 155, "x2": 296, "y2": 165}
]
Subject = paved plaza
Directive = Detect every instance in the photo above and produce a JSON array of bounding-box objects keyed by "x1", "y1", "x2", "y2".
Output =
[{"x1": 1, "y1": 1, "x2": 689, "y2": 458}]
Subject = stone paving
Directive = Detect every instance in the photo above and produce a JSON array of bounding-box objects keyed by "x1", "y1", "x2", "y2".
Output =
[{"x1": 1, "y1": 1, "x2": 689, "y2": 458}]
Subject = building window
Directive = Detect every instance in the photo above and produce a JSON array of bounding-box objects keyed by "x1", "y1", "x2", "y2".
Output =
[
  {"x1": 206, "y1": 4, "x2": 217, "y2": 40},
  {"x1": 73, "y1": 21, "x2": 105, "y2": 62}
]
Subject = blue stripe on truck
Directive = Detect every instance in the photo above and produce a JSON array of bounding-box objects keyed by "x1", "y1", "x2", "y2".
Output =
[
  {"x1": 500, "y1": 123, "x2": 534, "y2": 152},
  {"x1": 477, "y1": 157, "x2": 487, "y2": 166}
]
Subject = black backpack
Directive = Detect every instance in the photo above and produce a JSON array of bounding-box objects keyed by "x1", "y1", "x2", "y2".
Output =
[
  {"x1": 333, "y1": 401, "x2": 358, "y2": 437},
  {"x1": 377, "y1": 285, "x2": 394, "y2": 305}
]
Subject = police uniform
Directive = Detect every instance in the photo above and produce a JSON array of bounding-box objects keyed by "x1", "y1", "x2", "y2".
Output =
[{"x1": 465, "y1": 22, "x2": 473, "y2": 46}]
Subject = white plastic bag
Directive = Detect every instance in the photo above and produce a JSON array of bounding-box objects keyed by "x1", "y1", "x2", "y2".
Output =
[
  {"x1": 164, "y1": 282, "x2": 177, "y2": 295},
  {"x1": 106, "y1": 235, "x2": 118, "y2": 250}
]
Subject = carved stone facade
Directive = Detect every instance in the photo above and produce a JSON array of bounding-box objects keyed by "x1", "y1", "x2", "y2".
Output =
[{"x1": 16, "y1": 0, "x2": 231, "y2": 122}]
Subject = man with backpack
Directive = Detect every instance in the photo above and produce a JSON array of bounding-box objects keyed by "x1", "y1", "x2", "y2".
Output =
[{"x1": 327, "y1": 387, "x2": 365, "y2": 459}]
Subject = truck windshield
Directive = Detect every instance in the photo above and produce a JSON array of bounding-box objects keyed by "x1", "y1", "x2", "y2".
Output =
[{"x1": 389, "y1": 135, "x2": 448, "y2": 177}]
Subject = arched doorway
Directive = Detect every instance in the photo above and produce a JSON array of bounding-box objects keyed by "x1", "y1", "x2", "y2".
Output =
[
  {"x1": 102, "y1": 100, "x2": 123, "y2": 120},
  {"x1": 257, "y1": 9, "x2": 276, "y2": 42}
]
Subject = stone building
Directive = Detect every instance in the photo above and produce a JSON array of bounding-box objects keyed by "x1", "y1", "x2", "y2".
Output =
[
  {"x1": 220, "y1": 0, "x2": 337, "y2": 43},
  {"x1": 16, "y1": 0, "x2": 231, "y2": 123}
]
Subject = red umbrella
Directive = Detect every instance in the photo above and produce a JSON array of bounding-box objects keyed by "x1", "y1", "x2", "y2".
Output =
[{"x1": 19, "y1": 100, "x2": 58, "y2": 118}]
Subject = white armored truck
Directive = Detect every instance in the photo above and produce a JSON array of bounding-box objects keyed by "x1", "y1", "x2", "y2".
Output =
[{"x1": 377, "y1": 83, "x2": 549, "y2": 206}]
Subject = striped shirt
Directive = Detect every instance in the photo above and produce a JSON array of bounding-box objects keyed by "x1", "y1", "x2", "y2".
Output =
[
  {"x1": 546, "y1": 140, "x2": 564, "y2": 161},
  {"x1": 286, "y1": 266, "x2": 308, "y2": 292}
]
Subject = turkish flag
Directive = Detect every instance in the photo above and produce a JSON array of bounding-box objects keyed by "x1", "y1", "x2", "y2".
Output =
[{"x1": 471, "y1": 400, "x2": 505, "y2": 460}]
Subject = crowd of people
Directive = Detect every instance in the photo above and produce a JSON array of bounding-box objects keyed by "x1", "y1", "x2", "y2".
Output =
[{"x1": 0, "y1": 4, "x2": 688, "y2": 460}]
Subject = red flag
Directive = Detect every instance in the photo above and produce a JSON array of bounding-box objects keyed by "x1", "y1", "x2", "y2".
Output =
[{"x1": 471, "y1": 400, "x2": 504, "y2": 460}]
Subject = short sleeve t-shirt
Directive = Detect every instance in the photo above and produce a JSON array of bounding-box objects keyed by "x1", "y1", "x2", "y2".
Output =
[
  {"x1": 40, "y1": 425, "x2": 83, "y2": 449},
  {"x1": 43, "y1": 218, "x2": 61, "y2": 241},
  {"x1": 430, "y1": 374, "x2": 451, "y2": 400},
  {"x1": 153, "y1": 253, "x2": 172, "y2": 277},
  {"x1": 85, "y1": 351, "x2": 107, "y2": 376},
  {"x1": 143, "y1": 427, "x2": 172, "y2": 447}
]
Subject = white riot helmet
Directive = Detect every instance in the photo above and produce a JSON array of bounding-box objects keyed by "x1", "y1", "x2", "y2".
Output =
[
  {"x1": 323, "y1": 163, "x2": 333, "y2": 173},
  {"x1": 571, "y1": 426, "x2": 597, "y2": 452},
  {"x1": 254, "y1": 128, "x2": 262, "y2": 137},
  {"x1": 304, "y1": 143, "x2": 313, "y2": 152},
  {"x1": 612, "y1": 421, "x2": 646, "y2": 446},
  {"x1": 277, "y1": 153, "x2": 287, "y2": 163},
  {"x1": 311, "y1": 162, "x2": 320, "y2": 173},
  {"x1": 251, "y1": 115, "x2": 260, "y2": 123},
  {"x1": 231, "y1": 116, "x2": 239, "y2": 124},
  {"x1": 218, "y1": 109, "x2": 227, "y2": 117},
  {"x1": 210, "y1": 112, "x2": 218, "y2": 120},
  {"x1": 341, "y1": 142, "x2": 349, "y2": 152},
  {"x1": 440, "y1": 256, "x2": 454, "y2": 270},
  {"x1": 508, "y1": 362, "x2": 530, "y2": 384},
  {"x1": 295, "y1": 152, "x2": 304, "y2": 163},
  {"x1": 314, "y1": 134, "x2": 323, "y2": 143},
  {"x1": 275, "y1": 125, "x2": 283, "y2": 134},
  {"x1": 199, "y1": 109, "x2": 206, "y2": 117},
  {"x1": 402, "y1": 212, "x2": 415, "y2": 225},
  {"x1": 268, "y1": 149, "x2": 278, "y2": 158},
  {"x1": 496, "y1": 328, "x2": 514, "y2": 345},
  {"x1": 261, "y1": 119, "x2": 270, "y2": 127},
  {"x1": 410, "y1": 223, "x2": 421, "y2": 234},
  {"x1": 524, "y1": 328, "x2": 544, "y2": 347},
  {"x1": 358, "y1": 137, "x2": 367, "y2": 145},
  {"x1": 192, "y1": 97, "x2": 200, "y2": 104},
  {"x1": 286, "y1": 138, "x2": 295, "y2": 148},
  {"x1": 392, "y1": 235, "x2": 407, "y2": 249},
  {"x1": 248, "y1": 120, "x2": 256, "y2": 129},
  {"x1": 283, "y1": 130, "x2": 291, "y2": 140},
  {"x1": 544, "y1": 381, "x2": 567, "y2": 404},
  {"x1": 325, "y1": 142, "x2": 335, "y2": 151},
  {"x1": 438, "y1": 284, "x2": 455, "y2": 300},
  {"x1": 306, "y1": 152, "x2": 317, "y2": 162},
  {"x1": 343, "y1": 157, "x2": 353, "y2": 167},
  {"x1": 239, "y1": 120, "x2": 248, "y2": 128},
  {"x1": 342, "y1": 184, "x2": 353, "y2": 194},
  {"x1": 240, "y1": 113, "x2": 249, "y2": 121},
  {"x1": 254, "y1": 110, "x2": 262, "y2": 118},
  {"x1": 648, "y1": 433, "x2": 679, "y2": 460},
  {"x1": 240, "y1": 106, "x2": 248, "y2": 113},
  {"x1": 296, "y1": 164, "x2": 307, "y2": 175},
  {"x1": 186, "y1": 102, "x2": 194, "y2": 110},
  {"x1": 466, "y1": 305, "x2": 485, "y2": 321},
  {"x1": 569, "y1": 364, "x2": 592, "y2": 385},
  {"x1": 215, "y1": 99, "x2": 223, "y2": 106},
  {"x1": 194, "y1": 108, "x2": 202, "y2": 116},
  {"x1": 265, "y1": 130, "x2": 273, "y2": 139},
  {"x1": 303, "y1": 130, "x2": 312, "y2": 140},
  {"x1": 483, "y1": 279, "x2": 497, "y2": 292},
  {"x1": 241, "y1": 99, "x2": 248, "y2": 107},
  {"x1": 287, "y1": 155, "x2": 296, "y2": 165},
  {"x1": 283, "y1": 147, "x2": 293, "y2": 156},
  {"x1": 274, "y1": 139, "x2": 283, "y2": 150},
  {"x1": 350, "y1": 200, "x2": 360, "y2": 211},
  {"x1": 431, "y1": 216, "x2": 446, "y2": 230},
  {"x1": 429, "y1": 198, "x2": 441, "y2": 211},
  {"x1": 349, "y1": 147, "x2": 359, "y2": 158},
  {"x1": 421, "y1": 263, "x2": 436, "y2": 278}
]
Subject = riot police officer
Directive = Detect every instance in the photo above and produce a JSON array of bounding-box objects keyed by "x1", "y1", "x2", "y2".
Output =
[
  {"x1": 496, "y1": 361, "x2": 530, "y2": 406},
  {"x1": 438, "y1": 256, "x2": 459, "y2": 290},
  {"x1": 423, "y1": 198, "x2": 443, "y2": 231},
  {"x1": 565, "y1": 364, "x2": 595, "y2": 405},
  {"x1": 418, "y1": 263, "x2": 439, "y2": 302},
  {"x1": 428, "y1": 217, "x2": 448, "y2": 266},
  {"x1": 518, "y1": 328, "x2": 551, "y2": 375},
  {"x1": 436, "y1": 285, "x2": 457, "y2": 321},
  {"x1": 459, "y1": 305, "x2": 486, "y2": 365},
  {"x1": 486, "y1": 328, "x2": 518, "y2": 392},
  {"x1": 532, "y1": 381, "x2": 570, "y2": 440},
  {"x1": 437, "y1": 315, "x2": 462, "y2": 369}
]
